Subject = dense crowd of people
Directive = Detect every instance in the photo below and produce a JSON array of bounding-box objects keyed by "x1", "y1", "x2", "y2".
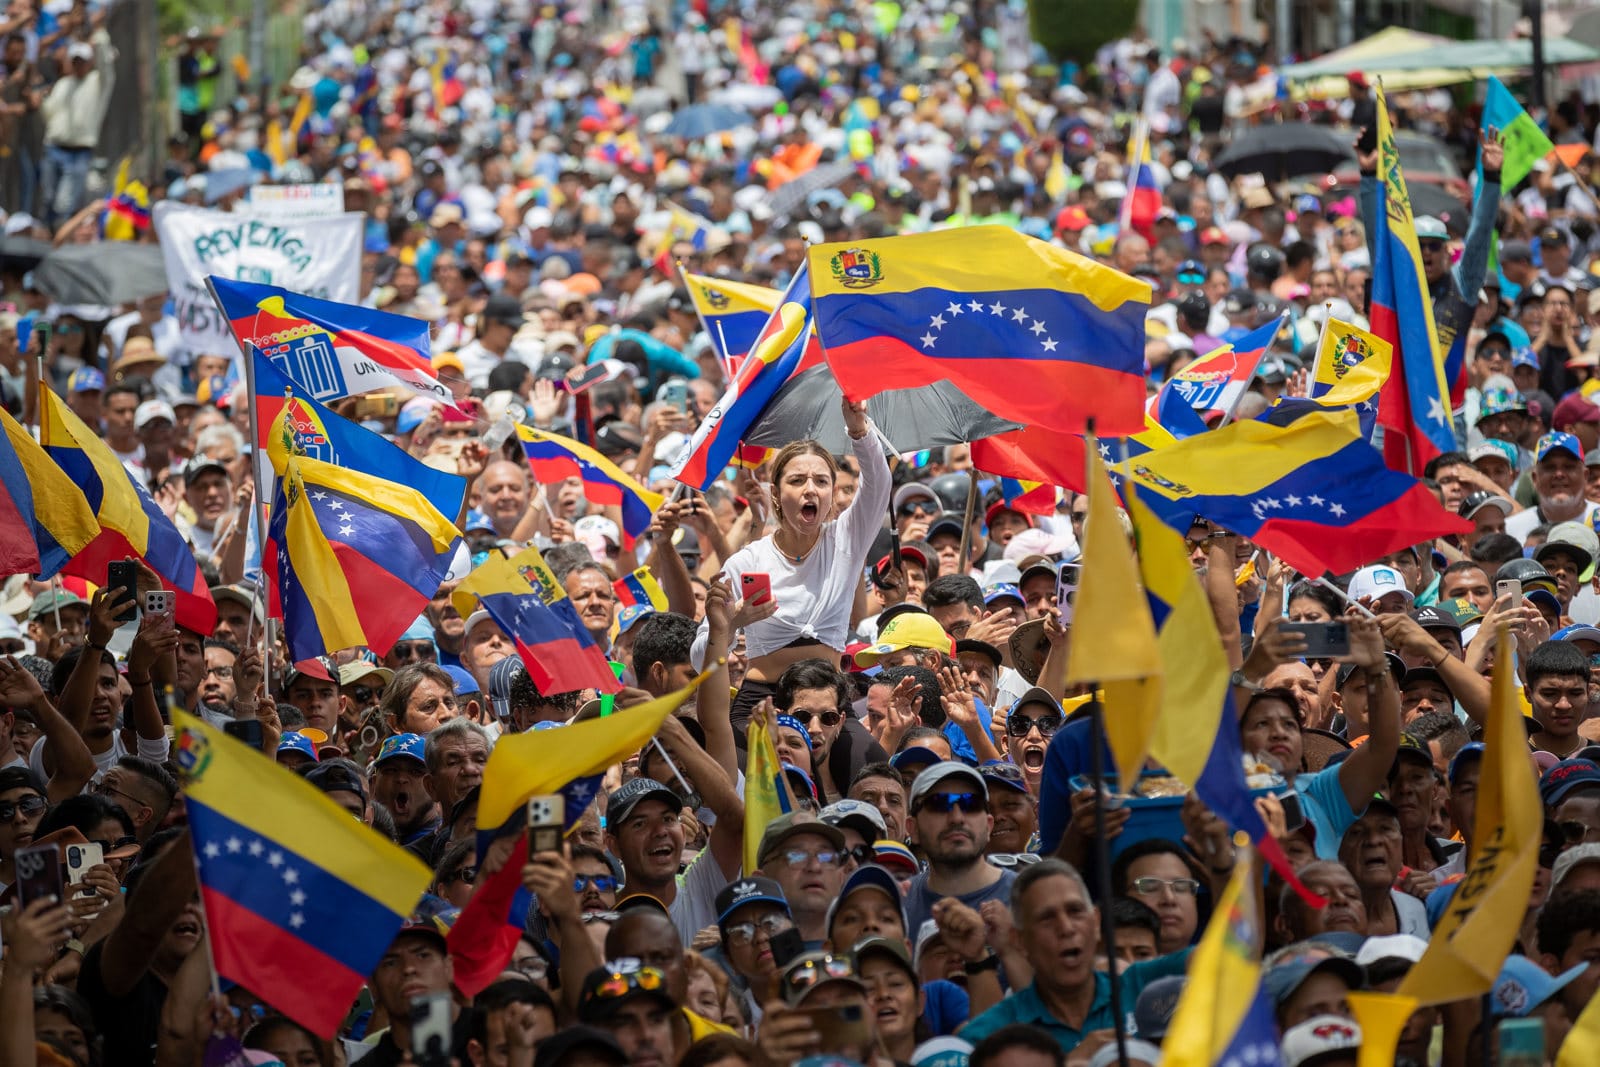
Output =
[{"x1": 8, "y1": 1, "x2": 1600, "y2": 1066}]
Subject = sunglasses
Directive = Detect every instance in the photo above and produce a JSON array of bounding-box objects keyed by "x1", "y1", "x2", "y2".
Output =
[
  {"x1": 1559, "y1": 820, "x2": 1596, "y2": 845},
  {"x1": 348, "y1": 684, "x2": 382, "y2": 704},
  {"x1": 91, "y1": 835, "x2": 139, "y2": 856},
  {"x1": 898, "y1": 501, "x2": 939, "y2": 519},
  {"x1": 574, "y1": 873, "x2": 619, "y2": 894},
  {"x1": 582, "y1": 910, "x2": 622, "y2": 925},
  {"x1": 777, "y1": 847, "x2": 844, "y2": 868},
  {"x1": 0, "y1": 794, "x2": 46, "y2": 821},
  {"x1": 1007, "y1": 714, "x2": 1061, "y2": 738},
  {"x1": 781, "y1": 954, "x2": 856, "y2": 996},
  {"x1": 842, "y1": 843, "x2": 877, "y2": 865},
  {"x1": 986, "y1": 852, "x2": 1042, "y2": 868},
  {"x1": 723, "y1": 913, "x2": 793, "y2": 946},
  {"x1": 390, "y1": 641, "x2": 435, "y2": 662},
  {"x1": 591, "y1": 964, "x2": 666, "y2": 998},
  {"x1": 444, "y1": 866, "x2": 478, "y2": 885},
  {"x1": 1129, "y1": 876, "x2": 1202, "y2": 897},
  {"x1": 806, "y1": 710, "x2": 843, "y2": 729},
  {"x1": 917, "y1": 792, "x2": 985, "y2": 815},
  {"x1": 1176, "y1": 271, "x2": 1206, "y2": 285}
]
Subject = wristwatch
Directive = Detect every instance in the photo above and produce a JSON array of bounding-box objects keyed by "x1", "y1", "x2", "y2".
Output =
[
  {"x1": 962, "y1": 953, "x2": 1001, "y2": 975},
  {"x1": 1229, "y1": 669, "x2": 1264, "y2": 693}
]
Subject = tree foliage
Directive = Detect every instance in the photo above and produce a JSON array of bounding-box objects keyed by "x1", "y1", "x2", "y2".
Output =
[{"x1": 1028, "y1": 0, "x2": 1140, "y2": 64}]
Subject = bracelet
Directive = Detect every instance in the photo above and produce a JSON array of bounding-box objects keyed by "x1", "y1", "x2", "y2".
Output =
[
  {"x1": 63, "y1": 938, "x2": 85, "y2": 956},
  {"x1": 1431, "y1": 648, "x2": 1449, "y2": 668},
  {"x1": 129, "y1": 677, "x2": 152, "y2": 687},
  {"x1": 87, "y1": 641, "x2": 107, "y2": 651},
  {"x1": 962, "y1": 953, "x2": 1001, "y2": 975}
]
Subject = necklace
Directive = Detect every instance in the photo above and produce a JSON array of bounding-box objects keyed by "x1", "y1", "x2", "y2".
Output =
[{"x1": 774, "y1": 528, "x2": 818, "y2": 564}]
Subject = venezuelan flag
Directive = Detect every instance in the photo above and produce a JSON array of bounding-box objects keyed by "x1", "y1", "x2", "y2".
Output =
[
  {"x1": 613, "y1": 566, "x2": 668, "y2": 612},
  {"x1": 970, "y1": 414, "x2": 1176, "y2": 498},
  {"x1": 809, "y1": 227, "x2": 1151, "y2": 435},
  {"x1": 513, "y1": 426, "x2": 663, "y2": 549},
  {"x1": 683, "y1": 271, "x2": 782, "y2": 371},
  {"x1": 173, "y1": 709, "x2": 432, "y2": 1037},
  {"x1": 253, "y1": 351, "x2": 466, "y2": 523},
  {"x1": 263, "y1": 451, "x2": 461, "y2": 662},
  {"x1": 40, "y1": 389, "x2": 215, "y2": 635},
  {"x1": 997, "y1": 477, "x2": 1055, "y2": 517},
  {"x1": 671, "y1": 260, "x2": 821, "y2": 491},
  {"x1": 1311, "y1": 316, "x2": 1393, "y2": 407},
  {"x1": 215, "y1": 277, "x2": 453, "y2": 407},
  {"x1": 1123, "y1": 120, "x2": 1162, "y2": 238},
  {"x1": 1371, "y1": 88, "x2": 1455, "y2": 474},
  {"x1": 454, "y1": 545, "x2": 564, "y2": 617},
  {"x1": 744, "y1": 713, "x2": 795, "y2": 873},
  {"x1": 458, "y1": 553, "x2": 616, "y2": 696},
  {"x1": 1125, "y1": 409, "x2": 1470, "y2": 576},
  {"x1": 1153, "y1": 317, "x2": 1281, "y2": 434},
  {"x1": 0, "y1": 407, "x2": 98, "y2": 578}
]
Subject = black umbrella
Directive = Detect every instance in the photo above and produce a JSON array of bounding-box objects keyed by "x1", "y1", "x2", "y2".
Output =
[
  {"x1": 767, "y1": 159, "x2": 859, "y2": 223},
  {"x1": 740, "y1": 364, "x2": 1021, "y2": 454},
  {"x1": 33, "y1": 242, "x2": 169, "y2": 306},
  {"x1": 0, "y1": 234, "x2": 52, "y2": 273},
  {"x1": 1213, "y1": 125, "x2": 1356, "y2": 182}
]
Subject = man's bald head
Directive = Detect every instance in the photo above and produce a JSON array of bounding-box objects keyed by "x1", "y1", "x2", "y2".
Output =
[
  {"x1": 479, "y1": 460, "x2": 532, "y2": 537},
  {"x1": 604, "y1": 908, "x2": 685, "y2": 1001}
]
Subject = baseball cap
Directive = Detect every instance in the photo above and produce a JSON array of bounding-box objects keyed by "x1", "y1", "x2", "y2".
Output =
[
  {"x1": 910, "y1": 1035, "x2": 973, "y2": 1067},
  {"x1": 890, "y1": 746, "x2": 945, "y2": 774},
  {"x1": 276, "y1": 732, "x2": 319, "y2": 763},
  {"x1": 893, "y1": 483, "x2": 941, "y2": 514},
  {"x1": 1334, "y1": 649, "x2": 1405, "y2": 691},
  {"x1": 1087, "y1": 1040, "x2": 1163, "y2": 1067},
  {"x1": 854, "y1": 612, "x2": 956, "y2": 667},
  {"x1": 1555, "y1": 623, "x2": 1600, "y2": 647},
  {"x1": 1282, "y1": 1014, "x2": 1362, "y2": 1067},
  {"x1": 442, "y1": 664, "x2": 480, "y2": 697},
  {"x1": 532, "y1": 1025, "x2": 627, "y2": 1067},
  {"x1": 67, "y1": 367, "x2": 105, "y2": 393},
  {"x1": 873, "y1": 839, "x2": 919, "y2": 874},
  {"x1": 820, "y1": 798, "x2": 888, "y2": 840},
  {"x1": 954, "y1": 638, "x2": 1004, "y2": 671},
  {"x1": 1448, "y1": 742, "x2": 1485, "y2": 786},
  {"x1": 1490, "y1": 955, "x2": 1590, "y2": 1018},
  {"x1": 338, "y1": 661, "x2": 393, "y2": 689},
  {"x1": 1263, "y1": 957, "x2": 1365, "y2": 1008},
  {"x1": 376, "y1": 733, "x2": 427, "y2": 768},
  {"x1": 1346, "y1": 565, "x2": 1414, "y2": 606},
  {"x1": 1458, "y1": 490, "x2": 1514, "y2": 520},
  {"x1": 714, "y1": 876, "x2": 790, "y2": 926},
  {"x1": 577, "y1": 962, "x2": 676, "y2": 1021},
  {"x1": 1199, "y1": 226, "x2": 1229, "y2": 246},
  {"x1": 1538, "y1": 431, "x2": 1585, "y2": 464},
  {"x1": 607, "y1": 778, "x2": 683, "y2": 826},
  {"x1": 1409, "y1": 605, "x2": 1461, "y2": 634},
  {"x1": 779, "y1": 951, "x2": 865, "y2": 1006},
  {"x1": 1537, "y1": 520, "x2": 1600, "y2": 573},
  {"x1": 1355, "y1": 933, "x2": 1428, "y2": 969},
  {"x1": 303, "y1": 759, "x2": 368, "y2": 802},
  {"x1": 1414, "y1": 215, "x2": 1449, "y2": 241},
  {"x1": 1539, "y1": 225, "x2": 1568, "y2": 246},
  {"x1": 982, "y1": 582, "x2": 1024, "y2": 609},
  {"x1": 1539, "y1": 759, "x2": 1600, "y2": 806},
  {"x1": 1468, "y1": 439, "x2": 1518, "y2": 466},
  {"x1": 826, "y1": 864, "x2": 907, "y2": 936},
  {"x1": 1552, "y1": 842, "x2": 1600, "y2": 891},
  {"x1": 182, "y1": 455, "x2": 228, "y2": 487},
  {"x1": 757, "y1": 811, "x2": 846, "y2": 867},
  {"x1": 134, "y1": 399, "x2": 177, "y2": 429},
  {"x1": 979, "y1": 760, "x2": 1030, "y2": 795},
  {"x1": 926, "y1": 513, "x2": 966, "y2": 542},
  {"x1": 616, "y1": 603, "x2": 656, "y2": 636},
  {"x1": 1133, "y1": 974, "x2": 1185, "y2": 1040},
  {"x1": 29, "y1": 589, "x2": 86, "y2": 619},
  {"x1": 908, "y1": 761, "x2": 988, "y2": 810}
]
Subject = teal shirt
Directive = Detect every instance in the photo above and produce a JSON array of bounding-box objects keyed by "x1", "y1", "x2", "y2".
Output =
[{"x1": 960, "y1": 949, "x2": 1190, "y2": 1053}]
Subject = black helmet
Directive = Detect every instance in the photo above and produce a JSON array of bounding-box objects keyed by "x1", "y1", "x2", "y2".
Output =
[
  {"x1": 1494, "y1": 558, "x2": 1553, "y2": 586},
  {"x1": 929, "y1": 472, "x2": 972, "y2": 513},
  {"x1": 1247, "y1": 244, "x2": 1284, "y2": 280}
]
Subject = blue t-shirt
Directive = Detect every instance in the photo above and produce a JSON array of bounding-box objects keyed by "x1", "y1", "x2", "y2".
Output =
[
  {"x1": 903, "y1": 869, "x2": 1017, "y2": 936},
  {"x1": 961, "y1": 950, "x2": 1190, "y2": 1053},
  {"x1": 1295, "y1": 764, "x2": 1358, "y2": 860},
  {"x1": 923, "y1": 979, "x2": 968, "y2": 1036},
  {"x1": 1037, "y1": 717, "x2": 1118, "y2": 855}
]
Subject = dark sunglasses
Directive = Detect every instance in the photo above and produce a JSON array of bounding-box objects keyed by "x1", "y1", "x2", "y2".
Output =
[
  {"x1": 444, "y1": 866, "x2": 479, "y2": 885},
  {"x1": 1007, "y1": 714, "x2": 1062, "y2": 738},
  {"x1": 1176, "y1": 271, "x2": 1206, "y2": 285},
  {"x1": 1559, "y1": 820, "x2": 1595, "y2": 845},
  {"x1": 842, "y1": 843, "x2": 877, "y2": 865},
  {"x1": 780, "y1": 955, "x2": 855, "y2": 997},
  {"x1": 916, "y1": 792, "x2": 985, "y2": 815},
  {"x1": 574, "y1": 873, "x2": 619, "y2": 894},
  {"x1": 389, "y1": 641, "x2": 435, "y2": 662},
  {"x1": 347, "y1": 684, "x2": 382, "y2": 704},
  {"x1": 806, "y1": 710, "x2": 843, "y2": 728},
  {"x1": 898, "y1": 501, "x2": 939, "y2": 518},
  {"x1": 91, "y1": 836, "x2": 138, "y2": 854},
  {"x1": 0, "y1": 794, "x2": 47, "y2": 821}
]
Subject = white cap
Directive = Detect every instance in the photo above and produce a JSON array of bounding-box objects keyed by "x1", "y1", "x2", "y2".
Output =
[
  {"x1": 1354, "y1": 933, "x2": 1428, "y2": 968},
  {"x1": 1553, "y1": 842, "x2": 1600, "y2": 891},
  {"x1": 574, "y1": 514, "x2": 620, "y2": 546},
  {"x1": 67, "y1": 41, "x2": 94, "y2": 62},
  {"x1": 522, "y1": 206, "x2": 553, "y2": 230},
  {"x1": 1346, "y1": 565, "x2": 1414, "y2": 607},
  {"x1": 134, "y1": 399, "x2": 177, "y2": 429},
  {"x1": 1282, "y1": 1014, "x2": 1362, "y2": 1067}
]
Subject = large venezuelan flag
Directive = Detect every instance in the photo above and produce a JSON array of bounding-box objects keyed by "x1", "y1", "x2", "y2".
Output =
[
  {"x1": 514, "y1": 426, "x2": 663, "y2": 548},
  {"x1": 809, "y1": 227, "x2": 1151, "y2": 435},
  {"x1": 457, "y1": 552, "x2": 617, "y2": 695},
  {"x1": 173, "y1": 709, "x2": 432, "y2": 1036},
  {"x1": 0, "y1": 407, "x2": 98, "y2": 578},
  {"x1": 40, "y1": 389, "x2": 215, "y2": 635},
  {"x1": 1124, "y1": 408, "x2": 1470, "y2": 576}
]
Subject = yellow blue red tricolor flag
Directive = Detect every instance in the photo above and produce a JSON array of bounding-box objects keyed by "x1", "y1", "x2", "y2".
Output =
[
  {"x1": 0, "y1": 406, "x2": 98, "y2": 578},
  {"x1": 173, "y1": 708, "x2": 432, "y2": 1036},
  {"x1": 514, "y1": 425, "x2": 663, "y2": 548},
  {"x1": 744, "y1": 711, "x2": 795, "y2": 873},
  {"x1": 614, "y1": 566, "x2": 668, "y2": 612},
  {"x1": 1152, "y1": 317, "x2": 1282, "y2": 436},
  {"x1": 808, "y1": 227, "x2": 1151, "y2": 435},
  {"x1": 969, "y1": 413, "x2": 1175, "y2": 498},
  {"x1": 683, "y1": 271, "x2": 782, "y2": 372}
]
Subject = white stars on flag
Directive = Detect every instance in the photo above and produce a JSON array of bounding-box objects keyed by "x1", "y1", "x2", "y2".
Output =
[
  {"x1": 918, "y1": 296, "x2": 1058, "y2": 357},
  {"x1": 1249, "y1": 492, "x2": 1351, "y2": 523},
  {"x1": 197, "y1": 826, "x2": 311, "y2": 936}
]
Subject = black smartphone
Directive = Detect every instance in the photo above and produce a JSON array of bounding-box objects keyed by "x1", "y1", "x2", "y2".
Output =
[
  {"x1": 769, "y1": 926, "x2": 806, "y2": 970},
  {"x1": 16, "y1": 842, "x2": 63, "y2": 907},
  {"x1": 224, "y1": 719, "x2": 264, "y2": 748},
  {"x1": 1277, "y1": 791, "x2": 1307, "y2": 832},
  {"x1": 890, "y1": 530, "x2": 902, "y2": 573},
  {"x1": 566, "y1": 361, "x2": 612, "y2": 394},
  {"x1": 409, "y1": 991, "x2": 453, "y2": 1067},
  {"x1": 1279, "y1": 621, "x2": 1351, "y2": 658},
  {"x1": 107, "y1": 560, "x2": 138, "y2": 623}
]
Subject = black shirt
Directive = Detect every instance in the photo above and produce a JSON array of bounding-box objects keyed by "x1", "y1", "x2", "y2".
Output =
[{"x1": 77, "y1": 940, "x2": 169, "y2": 1067}]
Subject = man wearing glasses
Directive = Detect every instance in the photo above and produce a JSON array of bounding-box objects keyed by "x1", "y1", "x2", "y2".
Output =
[
  {"x1": 91, "y1": 755, "x2": 175, "y2": 844},
  {"x1": 901, "y1": 761, "x2": 1010, "y2": 934},
  {"x1": 753, "y1": 812, "x2": 848, "y2": 947}
]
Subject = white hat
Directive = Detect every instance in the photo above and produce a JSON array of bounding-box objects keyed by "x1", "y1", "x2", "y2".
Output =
[
  {"x1": 1354, "y1": 933, "x2": 1428, "y2": 968},
  {"x1": 1002, "y1": 526, "x2": 1073, "y2": 561},
  {"x1": 67, "y1": 41, "x2": 93, "y2": 62},
  {"x1": 1346, "y1": 565, "x2": 1413, "y2": 607},
  {"x1": 522, "y1": 206, "x2": 553, "y2": 230},
  {"x1": 574, "y1": 514, "x2": 620, "y2": 549},
  {"x1": 1282, "y1": 1014, "x2": 1362, "y2": 1067},
  {"x1": 134, "y1": 399, "x2": 177, "y2": 429},
  {"x1": 1553, "y1": 842, "x2": 1600, "y2": 891}
]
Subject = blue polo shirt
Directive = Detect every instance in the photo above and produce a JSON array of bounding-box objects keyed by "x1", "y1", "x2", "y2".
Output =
[{"x1": 959, "y1": 950, "x2": 1190, "y2": 1053}]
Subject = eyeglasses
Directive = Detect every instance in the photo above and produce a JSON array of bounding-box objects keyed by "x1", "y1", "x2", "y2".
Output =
[
  {"x1": 723, "y1": 913, "x2": 794, "y2": 946},
  {"x1": 843, "y1": 843, "x2": 877, "y2": 865},
  {"x1": 1559, "y1": 820, "x2": 1598, "y2": 845},
  {"x1": 204, "y1": 665, "x2": 233, "y2": 679},
  {"x1": 777, "y1": 848, "x2": 843, "y2": 868},
  {"x1": 781, "y1": 954, "x2": 856, "y2": 997},
  {"x1": 1176, "y1": 271, "x2": 1206, "y2": 285},
  {"x1": 1129, "y1": 876, "x2": 1202, "y2": 897},
  {"x1": 898, "y1": 501, "x2": 939, "y2": 519},
  {"x1": 348, "y1": 684, "x2": 381, "y2": 704},
  {"x1": 513, "y1": 958, "x2": 549, "y2": 980},
  {"x1": 0, "y1": 794, "x2": 46, "y2": 821},
  {"x1": 90, "y1": 780, "x2": 146, "y2": 810},
  {"x1": 90, "y1": 836, "x2": 138, "y2": 854},
  {"x1": 443, "y1": 866, "x2": 478, "y2": 885},
  {"x1": 1418, "y1": 240, "x2": 1445, "y2": 252},
  {"x1": 390, "y1": 641, "x2": 435, "y2": 662},
  {"x1": 574, "y1": 873, "x2": 619, "y2": 894},
  {"x1": 805, "y1": 710, "x2": 843, "y2": 728},
  {"x1": 986, "y1": 852, "x2": 1042, "y2": 868},
  {"x1": 1007, "y1": 713, "x2": 1061, "y2": 738},
  {"x1": 916, "y1": 792, "x2": 985, "y2": 815}
]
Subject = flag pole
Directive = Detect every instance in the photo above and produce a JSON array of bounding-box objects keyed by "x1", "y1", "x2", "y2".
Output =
[
  {"x1": 673, "y1": 259, "x2": 730, "y2": 381},
  {"x1": 955, "y1": 468, "x2": 981, "y2": 578},
  {"x1": 1082, "y1": 418, "x2": 1129, "y2": 1067}
]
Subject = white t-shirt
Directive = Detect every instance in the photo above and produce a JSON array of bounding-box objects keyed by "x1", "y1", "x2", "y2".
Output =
[
  {"x1": 30, "y1": 728, "x2": 170, "y2": 784},
  {"x1": 1505, "y1": 501, "x2": 1600, "y2": 544},
  {"x1": 667, "y1": 844, "x2": 736, "y2": 943}
]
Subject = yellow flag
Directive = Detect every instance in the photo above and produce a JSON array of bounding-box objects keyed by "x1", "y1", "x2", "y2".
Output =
[
  {"x1": 1064, "y1": 441, "x2": 1162, "y2": 788},
  {"x1": 1558, "y1": 979, "x2": 1600, "y2": 1066},
  {"x1": 1161, "y1": 848, "x2": 1266, "y2": 1066},
  {"x1": 1044, "y1": 145, "x2": 1069, "y2": 203},
  {"x1": 1311, "y1": 316, "x2": 1393, "y2": 407},
  {"x1": 1353, "y1": 623, "x2": 1541, "y2": 1066},
  {"x1": 743, "y1": 713, "x2": 795, "y2": 874},
  {"x1": 452, "y1": 547, "x2": 563, "y2": 621},
  {"x1": 478, "y1": 669, "x2": 715, "y2": 829}
]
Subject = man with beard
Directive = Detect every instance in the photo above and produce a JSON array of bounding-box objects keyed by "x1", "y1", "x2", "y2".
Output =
[
  {"x1": 981, "y1": 763, "x2": 1037, "y2": 854},
  {"x1": 426, "y1": 579, "x2": 467, "y2": 668},
  {"x1": 902, "y1": 762, "x2": 1011, "y2": 932},
  {"x1": 1004, "y1": 688, "x2": 1061, "y2": 796},
  {"x1": 371, "y1": 734, "x2": 440, "y2": 848},
  {"x1": 194, "y1": 639, "x2": 237, "y2": 726},
  {"x1": 1507, "y1": 433, "x2": 1600, "y2": 541}
]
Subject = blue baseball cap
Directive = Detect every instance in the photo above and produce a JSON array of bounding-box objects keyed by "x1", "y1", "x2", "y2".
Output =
[
  {"x1": 443, "y1": 664, "x2": 480, "y2": 697},
  {"x1": 1537, "y1": 431, "x2": 1584, "y2": 464},
  {"x1": 983, "y1": 583, "x2": 1024, "y2": 608},
  {"x1": 784, "y1": 763, "x2": 818, "y2": 803},
  {"x1": 276, "y1": 732, "x2": 318, "y2": 762},
  {"x1": 376, "y1": 733, "x2": 427, "y2": 768},
  {"x1": 67, "y1": 367, "x2": 105, "y2": 393},
  {"x1": 1447, "y1": 742, "x2": 1484, "y2": 786},
  {"x1": 1539, "y1": 758, "x2": 1600, "y2": 806},
  {"x1": 617, "y1": 603, "x2": 656, "y2": 635},
  {"x1": 715, "y1": 876, "x2": 791, "y2": 926},
  {"x1": 463, "y1": 509, "x2": 495, "y2": 533},
  {"x1": 1490, "y1": 955, "x2": 1590, "y2": 1018},
  {"x1": 890, "y1": 746, "x2": 945, "y2": 772},
  {"x1": 825, "y1": 864, "x2": 906, "y2": 936},
  {"x1": 1512, "y1": 346, "x2": 1540, "y2": 370}
]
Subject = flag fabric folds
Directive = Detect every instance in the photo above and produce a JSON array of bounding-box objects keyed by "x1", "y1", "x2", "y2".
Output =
[
  {"x1": 1160, "y1": 851, "x2": 1283, "y2": 1067},
  {"x1": 1481, "y1": 75, "x2": 1554, "y2": 192},
  {"x1": 1371, "y1": 88, "x2": 1455, "y2": 474},
  {"x1": 478, "y1": 668, "x2": 715, "y2": 829},
  {"x1": 514, "y1": 425, "x2": 663, "y2": 548},
  {"x1": 0, "y1": 407, "x2": 98, "y2": 578},
  {"x1": 1124, "y1": 409, "x2": 1470, "y2": 577},
  {"x1": 671, "y1": 260, "x2": 821, "y2": 491},
  {"x1": 1154, "y1": 318, "x2": 1281, "y2": 433},
  {"x1": 253, "y1": 351, "x2": 467, "y2": 522},
  {"x1": 809, "y1": 227, "x2": 1152, "y2": 435},
  {"x1": 614, "y1": 566, "x2": 668, "y2": 612},
  {"x1": 683, "y1": 271, "x2": 782, "y2": 370},
  {"x1": 1123, "y1": 120, "x2": 1162, "y2": 238},
  {"x1": 40, "y1": 388, "x2": 215, "y2": 635},
  {"x1": 453, "y1": 545, "x2": 564, "y2": 617},
  {"x1": 213, "y1": 277, "x2": 454, "y2": 407},
  {"x1": 1064, "y1": 442, "x2": 1162, "y2": 788},
  {"x1": 1311, "y1": 316, "x2": 1393, "y2": 408},
  {"x1": 263, "y1": 450, "x2": 461, "y2": 662},
  {"x1": 996, "y1": 477, "x2": 1056, "y2": 517},
  {"x1": 457, "y1": 551, "x2": 618, "y2": 696},
  {"x1": 970, "y1": 415, "x2": 1175, "y2": 498},
  {"x1": 744, "y1": 712, "x2": 795, "y2": 873},
  {"x1": 1559, "y1": 986, "x2": 1600, "y2": 1067},
  {"x1": 173, "y1": 708, "x2": 431, "y2": 1036}
]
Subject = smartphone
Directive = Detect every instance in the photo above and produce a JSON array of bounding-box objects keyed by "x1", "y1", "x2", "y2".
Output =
[
  {"x1": 1057, "y1": 563, "x2": 1082, "y2": 626},
  {"x1": 409, "y1": 991, "x2": 454, "y2": 1067},
  {"x1": 15, "y1": 842, "x2": 63, "y2": 907},
  {"x1": 224, "y1": 719, "x2": 264, "y2": 748},
  {"x1": 741, "y1": 572, "x2": 773, "y2": 607},
  {"x1": 66, "y1": 842, "x2": 104, "y2": 885},
  {"x1": 355, "y1": 393, "x2": 400, "y2": 419},
  {"x1": 1276, "y1": 791, "x2": 1307, "y2": 832},
  {"x1": 800, "y1": 1003, "x2": 872, "y2": 1056},
  {"x1": 482, "y1": 416, "x2": 517, "y2": 454},
  {"x1": 526, "y1": 794, "x2": 565, "y2": 854},
  {"x1": 769, "y1": 926, "x2": 806, "y2": 970},
  {"x1": 1279, "y1": 621, "x2": 1351, "y2": 658},
  {"x1": 1497, "y1": 1017, "x2": 1544, "y2": 1067},
  {"x1": 1496, "y1": 579, "x2": 1522, "y2": 606},
  {"x1": 107, "y1": 560, "x2": 139, "y2": 623},
  {"x1": 663, "y1": 379, "x2": 688, "y2": 414},
  {"x1": 143, "y1": 589, "x2": 175, "y2": 616},
  {"x1": 890, "y1": 530, "x2": 903, "y2": 572}
]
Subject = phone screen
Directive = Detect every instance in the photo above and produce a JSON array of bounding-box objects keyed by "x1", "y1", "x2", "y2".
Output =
[{"x1": 107, "y1": 561, "x2": 138, "y2": 623}]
